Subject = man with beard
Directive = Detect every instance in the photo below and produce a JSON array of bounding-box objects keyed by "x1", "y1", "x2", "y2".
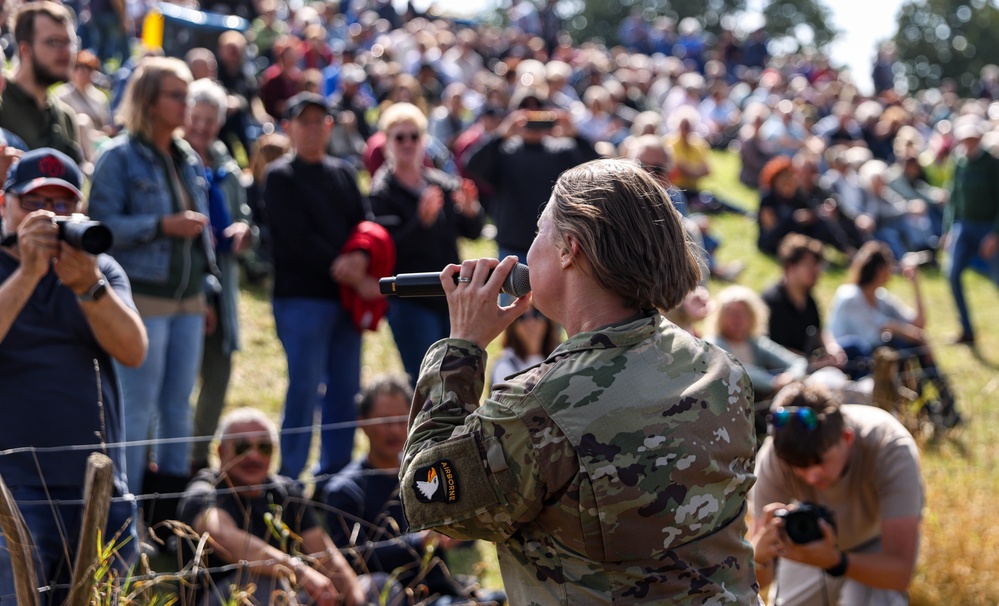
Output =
[{"x1": 0, "y1": 2, "x2": 83, "y2": 163}]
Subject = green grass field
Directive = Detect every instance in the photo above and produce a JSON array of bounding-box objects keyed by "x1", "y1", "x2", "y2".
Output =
[{"x1": 220, "y1": 151, "x2": 999, "y2": 604}]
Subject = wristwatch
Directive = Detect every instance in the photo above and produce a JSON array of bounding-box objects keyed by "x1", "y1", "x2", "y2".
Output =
[
  {"x1": 77, "y1": 277, "x2": 109, "y2": 302},
  {"x1": 824, "y1": 551, "x2": 849, "y2": 577}
]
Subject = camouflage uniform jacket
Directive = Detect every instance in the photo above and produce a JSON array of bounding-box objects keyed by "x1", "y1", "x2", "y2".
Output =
[{"x1": 400, "y1": 312, "x2": 760, "y2": 605}]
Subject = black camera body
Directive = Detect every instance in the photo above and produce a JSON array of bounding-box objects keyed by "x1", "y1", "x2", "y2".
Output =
[
  {"x1": 525, "y1": 110, "x2": 557, "y2": 130},
  {"x1": 54, "y1": 215, "x2": 113, "y2": 255},
  {"x1": 775, "y1": 502, "x2": 836, "y2": 544}
]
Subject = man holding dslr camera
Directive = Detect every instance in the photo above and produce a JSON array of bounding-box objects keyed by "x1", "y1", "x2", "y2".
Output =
[
  {"x1": 750, "y1": 383, "x2": 922, "y2": 605},
  {"x1": 0, "y1": 148, "x2": 147, "y2": 602}
]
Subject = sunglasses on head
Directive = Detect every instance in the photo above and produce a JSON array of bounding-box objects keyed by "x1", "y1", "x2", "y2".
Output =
[
  {"x1": 768, "y1": 406, "x2": 819, "y2": 432},
  {"x1": 234, "y1": 440, "x2": 274, "y2": 456},
  {"x1": 393, "y1": 132, "x2": 420, "y2": 143}
]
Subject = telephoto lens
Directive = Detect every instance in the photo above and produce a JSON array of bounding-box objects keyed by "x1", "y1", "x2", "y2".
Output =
[{"x1": 54, "y1": 216, "x2": 114, "y2": 255}]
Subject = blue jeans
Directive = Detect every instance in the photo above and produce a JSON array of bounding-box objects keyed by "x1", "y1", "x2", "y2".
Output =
[
  {"x1": 0, "y1": 485, "x2": 137, "y2": 605},
  {"x1": 387, "y1": 299, "x2": 450, "y2": 382},
  {"x1": 874, "y1": 216, "x2": 915, "y2": 261},
  {"x1": 946, "y1": 220, "x2": 999, "y2": 337},
  {"x1": 119, "y1": 313, "x2": 204, "y2": 494},
  {"x1": 87, "y1": 12, "x2": 131, "y2": 65},
  {"x1": 273, "y1": 298, "x2": 361, "y2": 478}
]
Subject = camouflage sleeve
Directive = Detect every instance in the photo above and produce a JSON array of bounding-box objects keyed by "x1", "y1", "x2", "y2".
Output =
[{"x1": 400, "y1": 339, "x2": 544, "y2": 542}]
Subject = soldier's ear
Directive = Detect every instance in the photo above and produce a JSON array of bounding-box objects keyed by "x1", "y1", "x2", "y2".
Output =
[{"x1": 561, "y1": 235, "x2": 584, "y2": 269}]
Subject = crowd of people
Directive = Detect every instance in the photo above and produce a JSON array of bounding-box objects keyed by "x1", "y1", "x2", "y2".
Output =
[{"x1": 1, "y1": 0, "x2": 997, "y2": 603}]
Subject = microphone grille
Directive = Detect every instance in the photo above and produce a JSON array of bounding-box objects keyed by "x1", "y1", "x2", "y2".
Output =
[{"x1": 502, "y1": 263, "x2": 532, "y2": 298}]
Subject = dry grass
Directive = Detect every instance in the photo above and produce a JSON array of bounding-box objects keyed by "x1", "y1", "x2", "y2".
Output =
[
  {"x1": 704, "y1": 153, "x2": 999, "y2": 606},
  {"x1": 214, "y1": 151, "x2": 999, "y2": 603}
]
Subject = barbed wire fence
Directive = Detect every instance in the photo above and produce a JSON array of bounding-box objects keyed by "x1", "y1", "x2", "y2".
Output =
[
  {"x1": 0, "y1": 414, "x2": 488, "y2": 606},
  {"x1": 1, "y1": 343, "x2": 956, "y2": 604}
]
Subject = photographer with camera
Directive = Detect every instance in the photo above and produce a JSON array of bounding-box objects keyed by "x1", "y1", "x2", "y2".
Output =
[
  {"x1": 0, "y1": 148, "x2": 147, "y2": 602},
  {"x1": 464, "y1": 88, "x2": 599, "y2": 266},
  {"x1": 750, "y1": 383, "x2": 923, "y2": 605}
]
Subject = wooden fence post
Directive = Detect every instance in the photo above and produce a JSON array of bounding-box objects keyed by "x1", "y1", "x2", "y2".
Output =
[
  {"x1": 64, "y1": 453, "x2": 115, "y2": 606},
  {"x1": 0, "y1": 472, "x2": 41, "y2": 606}
]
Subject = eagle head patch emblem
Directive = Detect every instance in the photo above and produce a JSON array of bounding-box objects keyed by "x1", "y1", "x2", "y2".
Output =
[{"x1": 413, "y1": 460, "x2": 458, "y2": 503}]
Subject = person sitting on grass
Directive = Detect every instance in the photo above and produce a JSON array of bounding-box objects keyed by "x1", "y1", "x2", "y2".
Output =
[
  {"x1": 828, "y1": 241, "x2": 960, "y2": 428},
  {"x1": 319, "y1": 375, "x2": 504, "y2": 604},
  {"x1": 707, "y1": 285, "x2": 809, "y2": 402},
  {"x1": 177, "y1": 407, "x2": 372, "y2": 606},
  {"x1": 709, "y1": 281, "x2": 873, "y2": 438},
  {"x1": 762, "y1": 234, "x2": 852, "y2": 377}
]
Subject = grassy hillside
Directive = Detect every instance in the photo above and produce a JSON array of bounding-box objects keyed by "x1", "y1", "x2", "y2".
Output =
[{"x1": 221, "y1": 150, "x2": 999, "y2": 604}]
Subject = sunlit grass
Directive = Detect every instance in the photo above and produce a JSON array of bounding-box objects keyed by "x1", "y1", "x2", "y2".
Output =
[{"x1": 218, "y1": 150, "x2": 999, "y2": 604}]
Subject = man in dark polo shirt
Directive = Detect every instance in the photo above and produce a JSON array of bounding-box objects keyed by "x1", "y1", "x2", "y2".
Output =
[
  {"x1": 0, "y1": 1, "x2": 83, "y2": 163},
  {"x1": 0, "y1": 148, "x2": 147, "y2": 603}
]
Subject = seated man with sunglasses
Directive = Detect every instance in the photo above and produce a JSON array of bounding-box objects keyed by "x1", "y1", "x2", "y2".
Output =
[
  {"x1": 177, "y1": 407, "x2": 368, "y2": 606},
  {"x1": 749, "y1": 383, "x2": 923, "y2": 606}
]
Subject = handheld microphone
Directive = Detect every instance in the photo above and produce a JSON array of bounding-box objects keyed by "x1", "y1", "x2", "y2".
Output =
[{"x1": 380, "y1": 262, "x2": 531, "y2": 298}]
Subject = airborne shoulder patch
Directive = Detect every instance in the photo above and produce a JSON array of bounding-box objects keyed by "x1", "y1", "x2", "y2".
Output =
[{"x1": 412, "y1": 459, "x2": 460, "y2": 504}]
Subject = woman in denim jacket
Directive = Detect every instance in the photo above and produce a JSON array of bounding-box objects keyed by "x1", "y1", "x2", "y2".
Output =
[{"x1": 89, "y1": 58, "x2": 217, "y2": 496}]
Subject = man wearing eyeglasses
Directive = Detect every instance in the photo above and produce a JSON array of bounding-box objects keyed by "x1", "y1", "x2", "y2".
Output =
[
  {"x1": 0, "y1": 1, "x2": 84, "y2": 163},
  {"x1": 177, "y1": 407, "x2": 368, "y2": 606},
  {"x1": 0, "y1": 148, "x2": 147, "y2": 602},
  {"x1": 749, "y1": 383, "x2": 923, "y2": 606}
]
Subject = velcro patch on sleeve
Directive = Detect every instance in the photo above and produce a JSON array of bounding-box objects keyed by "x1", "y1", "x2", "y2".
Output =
[
  {"x1": 412, "y1": 459, "x2": 459, "y2": 503},
  {"x1": 402, "y1": 433, "x2": 504, "y2": 533}
]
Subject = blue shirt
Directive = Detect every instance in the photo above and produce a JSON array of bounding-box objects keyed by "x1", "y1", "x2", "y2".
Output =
[{"x1": 0, "y1": 252, "x2": 133, "y2": 488}]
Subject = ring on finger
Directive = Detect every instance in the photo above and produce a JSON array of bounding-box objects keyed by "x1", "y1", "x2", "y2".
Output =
[{"x1": 457, "y1": 276, "x2": 472, "y2": 283}]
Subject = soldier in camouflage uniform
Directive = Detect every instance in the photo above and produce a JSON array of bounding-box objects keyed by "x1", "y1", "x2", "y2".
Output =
[{"x1": 400, "y1": 159, "x2": 761, "y2": 605}]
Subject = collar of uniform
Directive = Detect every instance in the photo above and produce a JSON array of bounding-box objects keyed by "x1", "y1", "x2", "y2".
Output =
[{"x1": 548, "y1": 310, "x2": 660, "y2": 357}]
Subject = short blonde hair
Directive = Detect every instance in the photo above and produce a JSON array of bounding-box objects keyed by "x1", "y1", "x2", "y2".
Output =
[
  {"x1": 378, "y1": 102, "x2": 427, "y2": 134},
  {"x1": 116, "y1": 57, "x2": 193, "y2": 139},
  {"x1": 546, "y1": 159, "x2": 700, "y2": 311},
  {"x1": 711, "y1": 285, "x2": 769, "y2": 338}
]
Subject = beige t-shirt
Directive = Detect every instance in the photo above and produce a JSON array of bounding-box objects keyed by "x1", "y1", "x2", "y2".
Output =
[{"x1": 751, "y1": 404, "x2": 923, "y2": 551}]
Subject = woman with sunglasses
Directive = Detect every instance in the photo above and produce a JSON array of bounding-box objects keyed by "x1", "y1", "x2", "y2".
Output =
[
  {"x1": 89, "y1": 58, "x2": 217, "y2": 496},
  {"x1": 369, "y1": 102, "x2": 484, "y2": 381}
]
